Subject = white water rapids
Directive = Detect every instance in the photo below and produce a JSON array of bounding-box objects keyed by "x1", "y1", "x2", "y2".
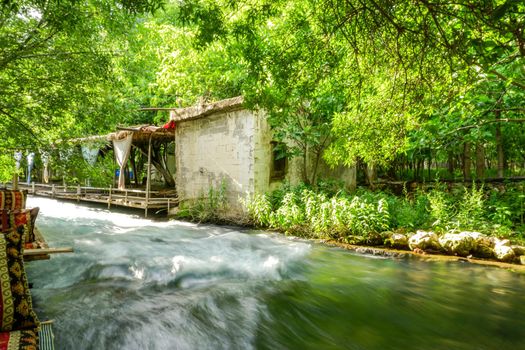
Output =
[{"x1": 25, "y1": 197, "x2": 525, "y2": 350}]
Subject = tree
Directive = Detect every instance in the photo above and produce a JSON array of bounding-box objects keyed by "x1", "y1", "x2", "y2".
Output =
[
  {"x1": 173, "y1": 0, "x2": 525, "y2": 181},
  {"x1": 0, "y1": 0, "x2": 164, "y2": 150}
]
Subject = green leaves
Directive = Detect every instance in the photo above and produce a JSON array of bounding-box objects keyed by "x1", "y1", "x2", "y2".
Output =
[
  {"x1": 0, "y1": 0, "x2": 165, "y2": 152},
  {"x1": 243, "y1": 186, "x2": 392, "y2": 238},
  {"x1": 3, "y1": 0, "x2": 525, "y2": 187}
]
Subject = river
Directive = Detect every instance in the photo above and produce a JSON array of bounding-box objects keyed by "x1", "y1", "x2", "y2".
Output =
[{"x1": 26, "y1": 197, "x2": 525, "y2": 350}]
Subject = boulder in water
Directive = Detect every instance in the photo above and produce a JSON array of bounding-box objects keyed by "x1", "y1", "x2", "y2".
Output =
[
  {"x1": 494, "y1": 244, "x2": 515, "y2": 262},
  {"x1": 439, "y1": 232, "x2": 475, "y2": 257},
  {"x1": 520, "y1": 255, "x2": 525, "y2": 265},
  {"x1": 384, "y1": 233, "x2": 409, "y2": 250},
  {"x1": 463, "y1": 231, "x2": 495, "y2": 259},
  {"x1": 408, "y1": 231, "x2": 441, "y2": 251},
  {"x1": 511, "y1": 245, "x2": 525, "y2": 256}
]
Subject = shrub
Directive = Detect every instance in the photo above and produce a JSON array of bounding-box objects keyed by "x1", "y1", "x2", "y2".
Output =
[
  {"x1": 243, "y1": 185, "x2": 392, "y2": 239},
  {"x1": 455, "y1": 184, "x2": 486, "y2": 230},
  {"x1": 272, "y1": 192, "x2": 305, "y2": 232},
  {"x1": 242, "y1": 193, "x2": 273, "y2": 226},
  {"x1": 176, "y1": 180, "x2": 229, "y2": 222},
  {"x1": 241, "y1": 181, "x2": 524, "y2": 245}
]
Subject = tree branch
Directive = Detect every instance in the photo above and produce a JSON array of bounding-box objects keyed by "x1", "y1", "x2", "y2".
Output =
[
  {"x1": 489, "y1": 69, "x2": 525, "y2": 90},
  {"x1": 451, "y1": 118, "x2": 525, "y2": 134}
]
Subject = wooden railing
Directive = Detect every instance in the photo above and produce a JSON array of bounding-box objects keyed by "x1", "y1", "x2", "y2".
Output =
[{"x1": 3, "y1": 182, "x2": 178, "y2": 217}]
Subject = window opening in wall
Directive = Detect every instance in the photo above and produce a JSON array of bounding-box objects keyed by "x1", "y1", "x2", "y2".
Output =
[{"x1": 270, "y1": 141, "x2": 287, "y2": 180}]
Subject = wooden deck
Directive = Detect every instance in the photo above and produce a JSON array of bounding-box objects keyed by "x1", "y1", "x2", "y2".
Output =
[{"x1": 11, "y1": 182, "x2": 178, "y2": 217}]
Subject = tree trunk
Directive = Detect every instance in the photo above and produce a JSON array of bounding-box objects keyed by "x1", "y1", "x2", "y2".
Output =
[
  {"x1": 447, "y1": 151, "x2": 455, "y2": 178},
  {"x1": 136, "y1": 144, "x2": 175, "y2": 187},
  {"x1": 416, "y1": 159, "x2": 423, "y2": 181},
  {"x1": 129, "y1": 148, "x2": 139, "y2": 186},
  {"x1": 152, "y1": 146, "x2": 175, "y2": 187},
  {"x1": 462, "y1": 142, "x2": 471, "y2": 181},
  {"x1": 495, "y1": 110, "x2": 505, "y2": 178},
  {"x1": 303, "y1": 149, "x2": 309, "y2": 185},
  {"x1": 311, "y1": 149, "x2": 323, "y2": 188},
  {"x1": 475, "y1": 143, "x2": 485, "y2": 180},
  {"x1": 365, "y1": 163, "x2": 376, "y2": 188},
  {"x1": 427, "y1": 153, "x2": 432, "y2": 180}
]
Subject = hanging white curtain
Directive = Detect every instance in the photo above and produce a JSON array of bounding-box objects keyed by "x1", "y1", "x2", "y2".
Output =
[
  {"x1": 40, "y1": 151, "x2": 50, "y2": 184},
  {"x1": 112, "y1": 133, "x2": 133, "y2": 190},
  {"x1": 26, "y1": 152, "x2": 34, "y2": 184},
  {"x1": 81, "y1": 146, "x2": 99, "y2": 165},
  {"x1": 14, "y1": 151, "x2": 22, "y2": 170}
]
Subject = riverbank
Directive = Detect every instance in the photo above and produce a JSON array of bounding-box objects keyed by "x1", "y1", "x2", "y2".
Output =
[
  {"x1": 228, "y1": 182, "x2": 525, "y2": 270},
  {"x1": 172, "y1": 210, "x2": 525, "y2": 273},
  {"x1": 321, "y1": 239, "x2": 525, "y2": 273}
]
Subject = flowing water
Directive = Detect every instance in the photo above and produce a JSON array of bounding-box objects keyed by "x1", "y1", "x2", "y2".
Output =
[{"x1": 26, "y1": 197, "x2": 525, "y2": 350}]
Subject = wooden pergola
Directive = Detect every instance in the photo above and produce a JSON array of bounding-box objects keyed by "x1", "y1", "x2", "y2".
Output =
[
  {"x1": 10, "y1": 124, "x2": 178, "y2": 217},
  {"x1": 111, "y1": 124, "x2": 176, "y2": 186}
]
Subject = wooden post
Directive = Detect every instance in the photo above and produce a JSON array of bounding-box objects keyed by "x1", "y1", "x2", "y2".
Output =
[
  {"x1": 12, "y1": 172, "x2": 18, "y2": 190},
  {"x1": 145, "y1": 134, "x2": 152, "y2": 218},
  {"x1": 32, "y1": 182, "x2": 35, "y2": 194},
  {"x1": 76, "y1": 184, "x2": 81, "y2": 202},
  {"x1": 52, "y1": 184, "x2": 56, "y2": 197},
  {"x1": 495, "y1": 110, "x2": 504, "y2": 178},
  {"x1": 108, "y1": 186, "x2": 112, "y2": 209},
  {"x1": 462, "y1": 141, "x2": 471, "y2": 181}
]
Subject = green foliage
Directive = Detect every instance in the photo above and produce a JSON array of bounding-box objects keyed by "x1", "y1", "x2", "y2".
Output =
[
  {"x1": 243, "y1": 185, "x2": 391, "y2": 240},
  {"x1": 388, "y1": 191, "x2": 430, "y2": 230},
  {"x1": 427, "y1": 189, "x2": 454, "y2": 232},
  {"x1": 0, "y1": 0, "x2": 164, "y2": 157},
  {"x1": 425, "y1": 183, "x2": 524, "y2": 236},
  {"x1": 455, "y1": 185, "x2": 486, "y2": 230},
  {"x1": 243, "y1": 181, "x2": 525, "y2": 243},
  {"x1": 175, "y1": 180, "x2": 229, "y2": 222},
  {"x1": 0, "y1": 154, "x2": 15, "y2": 183},
  {"x1": 271, "y1": 192, "x2": 306, "y2": 232},
  {"x1": 171, "y1": 0, "x2": 525, "y2": 181},
  {"x1": 242, "y1": 193, "x2": 273, "y2": 226}
]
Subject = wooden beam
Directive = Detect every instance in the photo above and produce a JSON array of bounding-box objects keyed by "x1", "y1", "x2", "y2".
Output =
[
  {"x1": 146, "y1": 134, "x2": 152, "y2": 218},
  {"x1": 24, "y1": 247, "x2": 74, "y2": 256}
]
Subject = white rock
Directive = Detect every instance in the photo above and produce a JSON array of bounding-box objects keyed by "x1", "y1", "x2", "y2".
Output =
[
  {"x1": 439, "y1": 232, "x2": 475, "y2": 257},
  {"x1": 385, "y1": 233, "x2": 408, "y2": 249},
  {"x1": 520, "y1": 255, "x2": 525, "y2": 265},
  {"x1": 494, "y1": 238, "x2": 511, "y2": 247},
  {"x1": 462, "y1": 231, "x2": 495, "y2": 258},
  {"x1": 408, "y1": 231, "x2": 441, "y2": 251},
  {"x1": 494, "y1": 244, "x2": 515, "y2": 262}
]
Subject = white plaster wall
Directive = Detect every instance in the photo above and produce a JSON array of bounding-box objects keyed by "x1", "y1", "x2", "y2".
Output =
[
  {"x1": 253, "y1": 110, "x2": 273, "y2": 194},
  {"x1": 175, "y1": 110, "x2": 255, "y2": 210}
]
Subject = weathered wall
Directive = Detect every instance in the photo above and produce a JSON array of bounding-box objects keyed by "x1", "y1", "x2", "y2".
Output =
[
  {"x1": 175, "y1": 109, "x2": 256, "y2": 212},
  {"x1": 252, "y1": 111, "x2": 273, "y2": 194}
]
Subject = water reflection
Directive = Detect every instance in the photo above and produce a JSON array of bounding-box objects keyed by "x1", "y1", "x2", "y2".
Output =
[{"x1": 26, "y1": 198, "x2": 525, "y2": 350}]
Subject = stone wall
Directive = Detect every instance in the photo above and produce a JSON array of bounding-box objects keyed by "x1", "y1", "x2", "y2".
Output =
[
  {"x1": 175, "y1": 109, "x2": 257, "y2": 212},
  {"x1": 252, "y1": 111, "x2": 273, "y2": 194}
]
